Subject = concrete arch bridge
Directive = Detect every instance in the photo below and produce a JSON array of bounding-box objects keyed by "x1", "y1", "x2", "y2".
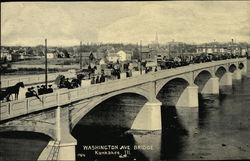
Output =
[{"x1": 0, "y1": 58, "x2": 247, "y2": 160}]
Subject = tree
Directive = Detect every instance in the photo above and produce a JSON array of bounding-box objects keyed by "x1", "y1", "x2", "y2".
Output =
[
  {"x1": 62, "y1": 49, "x2": 70, "y2": 58},
  {"x1": 57, "y1": 48, "x2": 70, "y2": 58},
  {"x1": 27, "y1": 47, "x2": 34, "y2": 55}
]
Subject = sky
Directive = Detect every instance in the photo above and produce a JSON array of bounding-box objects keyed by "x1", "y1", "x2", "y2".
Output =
[{"x1": 1, "y1": 1, "x2": 250, "y2": 46}]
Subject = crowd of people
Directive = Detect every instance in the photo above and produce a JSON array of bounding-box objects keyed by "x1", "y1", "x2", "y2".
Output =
[
  {"x1": 25, "y1": 84, "x2": 53, "y2": 98},
  {"x1": 91, "y1": 73, "x2": 106, "y2": 84},
  {"x1": 160, "y1": 52, "x2": 246, "y2": 69}
]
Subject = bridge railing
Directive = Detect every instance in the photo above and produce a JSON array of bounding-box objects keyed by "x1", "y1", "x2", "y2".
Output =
[
  {"x1": 0, "y1": 71, "x2": 76, "y2": 88},
  {"x1": 0, "y1": 73, "x2": 154, "y2": 121},
  {"x1": 0, "y1": 92, "x2": 59, "y2": 120},
  {"x1": 0, "y1": 58, "x2": 246, "y2": 121}
]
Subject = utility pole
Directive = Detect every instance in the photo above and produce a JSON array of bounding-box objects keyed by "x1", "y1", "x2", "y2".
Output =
[
  {"x1": 45, "y1": 39, "x2": 48, "y2": 88},
  {"x1": 205, "y1": 43, "x2": 207, "y2": 54},
  {"x1": 213, "y1": 39, "x2": 216, "y2": 53},
  {"x1": 140, "y1": 40, "x2": 142, "y2": 74},
  {"x1": 169, "y1": 42, "x2": 171, "y2": 58},
  {"x1": 247, "y1": 43, "x2": 249, "y2": 58},
  {"x1": 80, "y1": 41, "x2": 82, "y2": 69},
  {"x1": 231, "y1": 38, "x2": 234, "y2": 55}
]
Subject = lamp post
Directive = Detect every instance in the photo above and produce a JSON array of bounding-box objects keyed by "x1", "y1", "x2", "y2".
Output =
[{"x1": 45, "y1": 39, "x2": 48, "y2": 88}]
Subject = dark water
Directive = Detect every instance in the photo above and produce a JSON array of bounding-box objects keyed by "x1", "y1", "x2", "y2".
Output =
[
  {"x1": 0, "y1": 61, "x2": 250, "y2": 161},
  {"x1": 0, "y1": 132, "x2": 50, "y2": 161}
]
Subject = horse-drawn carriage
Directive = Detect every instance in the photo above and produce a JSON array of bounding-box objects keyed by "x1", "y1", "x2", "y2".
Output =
[
  {"x1": 0, "y1": 82, "x2": 25, "y2": 102},
  {"x1": 55, "y1": 74, "x2": 84, "y2": 89}
]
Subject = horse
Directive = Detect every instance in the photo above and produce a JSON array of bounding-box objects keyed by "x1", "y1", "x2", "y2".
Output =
[{"x1": 0, "y1": 82, "x2": 25, "y2": 101}]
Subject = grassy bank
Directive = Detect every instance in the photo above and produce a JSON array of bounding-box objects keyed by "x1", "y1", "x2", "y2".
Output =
[
  {"x1": 13, "y1": 58, "x2": 79, "y2": 65},
  {"x1": 1, "y1": 67, "x2": 68, "y2": 76}
]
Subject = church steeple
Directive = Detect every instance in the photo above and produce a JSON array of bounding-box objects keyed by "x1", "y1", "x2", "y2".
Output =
[{"x1": 155, "y1": 32, "x2": 158, "y2": 44}]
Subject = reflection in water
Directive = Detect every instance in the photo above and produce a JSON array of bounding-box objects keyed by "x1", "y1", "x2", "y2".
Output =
[{"x1": 160, "y1": 106, "x2": 188, "y2": 160}]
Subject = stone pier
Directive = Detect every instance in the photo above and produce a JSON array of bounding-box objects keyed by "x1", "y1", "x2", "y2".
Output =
[
  {"x1": 131, "y1": 100, "x2": 162, "y2": 131},
  {"x1": 220, "y1": 72, "x2": 232, "y2": 86},
  {"x1": 233, "y1": 69, "x2": 242, "y2": 80},
  {"x1": 176, "y1": 85, "x2": 199, "y2": 108},
  {"x1": 56, "y1": 106, "x2": 77, "y2": 161},
  {"x1": 201, "y1": 77, "x2": 219, "y2": 94}
]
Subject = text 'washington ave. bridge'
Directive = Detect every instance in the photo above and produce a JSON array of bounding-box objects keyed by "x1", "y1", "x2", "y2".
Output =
[{"x1": 0, "y1": 58, "x2": 247, "y2": 161}]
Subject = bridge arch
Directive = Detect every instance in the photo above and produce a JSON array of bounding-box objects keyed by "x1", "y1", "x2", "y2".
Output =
[
  {"x1": 194, "y1": 70, "x2": 212, "y2": 93},
  {"x1": 70, "y1": 88, "x2": 151, "y2": 129},
  {"x1": 238, "y1": 62, "x2": 244, "y2": 70},
  {"x1": 214, "y1": 65, "x2": 227, "y2": 73},
  {"x1": 194, "y1": 69, "x2": 213, "y2": 81},
  {"x1": 156, "y1": 76, "x2": 192, "y2": 95},
  {"x1": 215, "y1": 66, "x2": 227, "y2": 79},
  {"x1": 156, "y1": 77, "x2": 190, "y2": 106},
  {"x1": 229, "y1": 64, "x2": 237, "y2": 73}
]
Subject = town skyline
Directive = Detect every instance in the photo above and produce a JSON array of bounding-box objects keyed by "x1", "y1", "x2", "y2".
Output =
[{"x1": 1, "y1": 1, "x2": 250, "y2": 46}]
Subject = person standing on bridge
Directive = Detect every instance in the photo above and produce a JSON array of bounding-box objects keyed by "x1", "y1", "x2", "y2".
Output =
[
  {"x1": 155, "y1": 67, "x2": 158, "y2": 72},
  {"x1": 91, "y1": 76, "x2": 95, "y2": 84},
  {"x1": 100, "y1": 73, "x2": 105, "y2": 83},
  {"x1": 96, "y1": 76, "x2": 100, "y2": 84},
  {"x1": 25, "y1": 88, "x2": 33, "y2": 98},
  {"x1": 47, "y1": 85, "x2": 53, "y2": 93}
]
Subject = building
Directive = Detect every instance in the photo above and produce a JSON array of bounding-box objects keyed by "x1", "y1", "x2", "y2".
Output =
[
  {"x1": 241, "y1": 48, "x2": 247, "y2": 56},
  {"x1": 116, "y1": 50, "x2": 132, "y2": 62},
  {"x1": 0, "y1": 50, "x2": 12, "y2": 61},
  {"x1": 156, "y1": 48, "x2": 169, "y2": 60},
  {"x1": 11, "y1": 53, "x2": 23, "y2": 61},
  {"x1": 219, "y1": 48, "x2": 226, "y2": 53},
  {"x1": 141, "y1": 48, "x2": 157, "y2": 61},
  {"x1": 99, "y1": 58, "x2": 108, "y2": 65},
  {"x1": 47, "y1": 52, "x2": 55, "y2": 59},
  {"x1": 107, "y1": 53, "x2": 119, "y2": 62}
]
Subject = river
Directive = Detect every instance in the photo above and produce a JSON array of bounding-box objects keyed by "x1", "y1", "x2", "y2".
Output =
[{"x1": 0, "y1": 60, "x2": 250, "y2": 161}]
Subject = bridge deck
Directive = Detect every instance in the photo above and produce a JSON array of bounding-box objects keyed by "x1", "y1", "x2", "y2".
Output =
[{"x1": 0, "y1": 58, "x2": 246, "y2": 121}]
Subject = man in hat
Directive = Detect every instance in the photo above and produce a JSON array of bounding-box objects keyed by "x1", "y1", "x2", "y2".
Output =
[
  {"x1": 40, "y1": 85, "x2": 46, "y2": 95},
  {"x1": 25, "y1": 88, "x2": 33, "y2": 98},
  {"x1": 100, "y1": 73, "x2": 105, "y2": 83},
  {"x1": 47, "y1": 85, "x2": 53, "y2": 93}
]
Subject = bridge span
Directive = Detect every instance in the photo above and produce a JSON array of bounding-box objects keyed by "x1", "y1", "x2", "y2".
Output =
[{"x1": 0, "y1": 58, "x2": 247, "y2": 160}]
